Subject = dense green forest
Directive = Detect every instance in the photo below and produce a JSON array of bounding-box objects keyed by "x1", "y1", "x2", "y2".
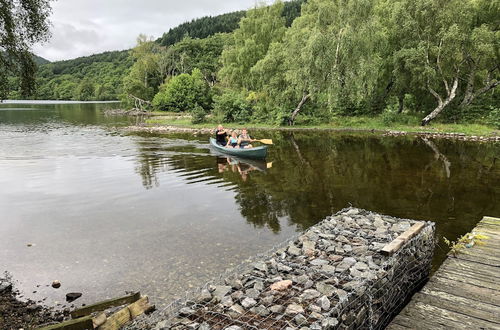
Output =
[
  {"x1": 6, "y1": 0, "x2": 499, "y2": 127},
  {"x1": 124, "y1": 0, "x2": 499, "y2": 126}
]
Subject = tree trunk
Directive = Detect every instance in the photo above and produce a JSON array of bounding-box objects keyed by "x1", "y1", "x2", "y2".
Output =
[
  {"x1": 459, "y1": 65, "x2": 499, "y2": 109},
  {"x1": 397, "y1": 94, "x2": 404, "y2": 113},
  {"x1": 288, "y1": 93, "x2": 311, "y2": 125},
  {"x1": 421, "y1": 77, "x2": 458, "y2": 126}
]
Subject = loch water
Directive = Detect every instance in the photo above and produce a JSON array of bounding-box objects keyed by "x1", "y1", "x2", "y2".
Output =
[{"x1": 0, "y1": 101, "x2": 498, "y2": 308}]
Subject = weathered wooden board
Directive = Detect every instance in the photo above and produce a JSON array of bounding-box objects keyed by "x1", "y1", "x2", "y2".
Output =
[
  {"x1": 388, "y1": 215, "x2": 500, "y2": 328},
  {"x1": 38, "y1": 316, "x2": 93, "y2": 330},
  {"x1": 380, "y1": 238, "x2": 404, "y2": 256},
  {"x1": 418, "y1": 288, "x2": 500, "y2": 322},
  {"x1": 98, "y1": 296, "x2": 152, "y2": 330},
  {"x1": 71, "y1": 292, "x2": 140, "y2": 319}
]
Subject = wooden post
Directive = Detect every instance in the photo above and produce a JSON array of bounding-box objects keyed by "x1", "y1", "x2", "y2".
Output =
[
  {"x1": 70, "y1": 292, "x2": 140, "y2": 319},
  {"x1": 37, "y1": 316, "x2": 93, "y2": 330}
]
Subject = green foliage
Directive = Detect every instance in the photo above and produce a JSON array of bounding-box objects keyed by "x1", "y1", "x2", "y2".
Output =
[
  {"x1": 443, "y1": 233, "x2": 488, "y2": 257},
  {"x1": 157, "y1": 1, "x2": 305, "y2": 46},
  {"x1": 486, "y1": 107, "x2": 500, "y2": 129},
  {"x1": 152, "y1": 68, "x2": 211, "y2": 112},
  {"x1": 219, "y1": 1, "x2": 287, "y2": 90},
  {"x1": 160, "y1": 34, "x2": 227, "y2": 84},
  {"x1": 0, "y1": 0, "x2": 52, "y2": 98},
  {"x1": 35, "y1": 50, "x2": 132, "y2": 100},
  {"x1": 190, "y1": 104, "x2": 207, "y2": 124},
  {"x1": 123, "y1": 35, "x2": 165, "y2": 102},
  {"x1": 212, "y1": 91, "x2": 253, "y2": 123}
]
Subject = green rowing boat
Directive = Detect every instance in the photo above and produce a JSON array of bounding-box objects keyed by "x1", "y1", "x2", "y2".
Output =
[{"x1": 209, "y1": 138, "x2": 267, "y2": 159}]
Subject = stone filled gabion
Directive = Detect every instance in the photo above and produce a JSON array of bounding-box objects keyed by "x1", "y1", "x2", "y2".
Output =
[{"x1": 154, "y1": 208, "x2": 435, "y2": 330}]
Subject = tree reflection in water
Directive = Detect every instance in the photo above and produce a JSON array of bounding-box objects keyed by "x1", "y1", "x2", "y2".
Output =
[{"x1": 133, "y1": 131, "x2": 500, "y2": 266}]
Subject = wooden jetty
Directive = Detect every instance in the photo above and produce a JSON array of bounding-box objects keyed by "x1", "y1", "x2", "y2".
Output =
[{"x1": 388, "y1": 216, "x2": 500, "y2": 329}]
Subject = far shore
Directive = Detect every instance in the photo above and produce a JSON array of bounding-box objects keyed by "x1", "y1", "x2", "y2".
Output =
[{"x1": 125, "y1": 112, "x2": 500, "y2": 142}]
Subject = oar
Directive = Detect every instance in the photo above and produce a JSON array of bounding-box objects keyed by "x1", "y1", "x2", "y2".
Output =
[{"x1": 255, "y1": 139, "x2": 273, "y2": 145}]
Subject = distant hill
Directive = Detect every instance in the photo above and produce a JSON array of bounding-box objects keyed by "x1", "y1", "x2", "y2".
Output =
[
  {"x1": 35, "y1": 50, "x2": 133, "y2": 100},
  {"x1": 28, "y1": 0, "x2": 305, "y2": 100},
  {"x1": 33, "y1": 55, "x2": 50, "y2": 65},
  {"x1": 157, "y1": 0, "x2": 305, "y2": 46}
]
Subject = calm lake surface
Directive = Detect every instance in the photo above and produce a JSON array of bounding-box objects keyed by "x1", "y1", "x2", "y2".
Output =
[{"x1": 1, "y1": 102, "x2": 499, "y2": 309}]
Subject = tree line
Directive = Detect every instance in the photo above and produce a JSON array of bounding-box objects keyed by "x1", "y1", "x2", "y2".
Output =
[
  {"x1": 3, "y1": 0, "x2": 498, "y2": 127},
  {"x1": 124, "y1": 0, "x2": 499, "y2": 126}
]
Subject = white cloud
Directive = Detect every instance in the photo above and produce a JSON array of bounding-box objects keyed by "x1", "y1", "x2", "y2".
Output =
[{"x1": 33, "y1": 0, "x2": 272, "y2": 61}]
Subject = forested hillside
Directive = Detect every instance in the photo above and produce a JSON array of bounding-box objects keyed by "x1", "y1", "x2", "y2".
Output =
[
  {"x1": 124, "y1": 0, "x2": 499, "y2": 127},
  {"x1": 7, "y1": 0, "x2": 498, "y2": 127}
]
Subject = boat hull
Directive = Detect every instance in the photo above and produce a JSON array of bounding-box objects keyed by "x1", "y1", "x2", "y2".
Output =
[{"x1": 209, "y1": 138, "x2": 267, "y2": 159}]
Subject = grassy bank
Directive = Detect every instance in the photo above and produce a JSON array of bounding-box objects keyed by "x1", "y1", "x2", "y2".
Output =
[{"x1": 144, "y1": 115, "x2": 498, "y2": 137}]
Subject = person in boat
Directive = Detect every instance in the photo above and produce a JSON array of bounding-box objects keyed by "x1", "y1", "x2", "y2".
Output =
[
  {"x1": 215, "y1": 124, "x2": 228, "y2": 146},
  {"x1": 226, "y1": 131, "x2": 239, "y2": 148},
  {"x1": 238, "y1": 128, "x2": 255, "y2": 149}
]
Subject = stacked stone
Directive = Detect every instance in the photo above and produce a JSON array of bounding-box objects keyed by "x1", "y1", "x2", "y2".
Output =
[{"x1": 157, "y1": 208, "x2": 435, "y2": 330}]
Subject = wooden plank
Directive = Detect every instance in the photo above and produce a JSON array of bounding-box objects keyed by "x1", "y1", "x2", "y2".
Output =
[
  {"x1": 482, "y1": 216, "x2": 500, "y2": 223},
  {"x1": 97, "y1": 306, "x2": 131, "y2": 330},
  {"x1": 98, "y1": 296, "x2": 153, "y2": 330},
  {"x1": 398, "y1": 222, "x2": 426, "y2": 242},
  {"x1": 38, "y1": 316, "x2": 93, "y2": 330},
  {"x1": 426, "y1": 275, "x2": 500, "y2": 306},
  {"x1": 440, "y1": 265, "x2": 500, "y2": 287},
  {"x1": 443, "y1": 258, "x2": 500, "y2": 279},
  {"x1": 71, "y1": 292, "x2": 140, "y2": 319},
  {"x1": 92, "y1": 313, "x2": 107, "y2": 328},
  {"x1": 128, "y1": 296, "x2": 151, "y2": 318},
  {"x1": 380, "y1": 238, "x2": 404, "y2": 256},
  {"x1": 454, "y1": 252, "x2": 500, "y2": 267},
  {"x1": 394, "y1": 301, "x2": 499, "y2": 329},
  {"x1": 418, "y1": 288, "x2": 500, "y2": 323}
]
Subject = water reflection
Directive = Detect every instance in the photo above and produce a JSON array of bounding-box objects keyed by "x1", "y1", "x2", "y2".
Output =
[{"x1": 131, "y1": 131, "x2": 500, "y2": 267}]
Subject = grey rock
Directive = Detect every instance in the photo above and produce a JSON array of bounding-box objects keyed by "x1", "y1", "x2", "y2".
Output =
[
  {"x1": 288, "y1": 244, "x2": 301, "y2": 256},
  {"x1": 241, "y1": 297, "x2": 257, "y2": 309},
  {"x1": 304, "y1": 280, "x2": 315, "y2": 289},
  {"x1": 213, "y1": 286, "x2": 232, "y2": 300},
  {"x1": 310, "y1": 311, "x2": 323, "y2": 320},
  {"x1": 231, "y1": 290, "x2": 243, "y2": 300},
  {"x1": 345, "y1": 208, "x2": 359, "y2": 215},
  {"x1": 199, "y1": 323, "x2": 211, "y2": 330},
  {"x1": 353, "y1": 261, "x2": 368, "y2": 270},
  {"x1": 187, "y1": 322, "x2": 199, "y2": 329},
  {"x1": 224, "y1": 326, "x2": 243, "y2": 330},
  {"x1": 253, "y1": 261, "x2": 268, "y2": 273},
  {"x1": 343, "y1": 244, "x2": 352, "y2": 253},
  {"x1": 322, "y1": 317, "x2": 339, "y2": 329},
  {"x1": 303, "y1": 240, "x2": 316, "y2": 252},
  {"x1": 300, "y1": 289, "x2": 321, "y2": 300},
  {"x1": 285, "y1": 303, "x2": 305, "y2": 315},
  {"x1": 335, "y1": 288, "x2": 348, "y2": 301},
  {"x1": 270, "y1": 305, "x2": 284, "y2": 314},
  {"x1": 310, "y1": 258, "x2": 329, "y2": 266},
  {"x1": 277, "y1": 263, "x2": 293, "y2": 272},
  {"x1": 245, "y1": 288, "x2": 260, "y2": 299},
  {"x1": 316, "y1": 282, "x2": 335, "y2": 297},
  {"x1": 221, "y1": 295, "x2": 233, "y2": 307},
  {"x1": 308, "y1": 304, "x2": 321, "y2": 313},
  {"x1": 316, "y1": 295, "x2": 331, "y2": 310},
  {"x1": 229, "y1": 304, "x2": 244, "y2": 314},
  {"x1": 253, "y1": 281, "x2": 264, "y2": 291},
  {"x1": 198, "y1": 289, "x2": 212, "y2": 302},
  {"x1": 294, "y1": 313, "x2": 307, "y2": 325},
  {"x1": 179, "y1": 307, "x2": 195, "y2": 316},
  {"x1": 250, "y1": 305, "x2": 270, "y2": 317},
  {"x1": 321, "y1": 265, "x2": 336, "y2": 273},
  {"x1": 261, "y1": 295, "x2": 274, "y2": 306}
]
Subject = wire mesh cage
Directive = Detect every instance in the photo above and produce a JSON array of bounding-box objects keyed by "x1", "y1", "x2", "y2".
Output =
[{"x1": 145, "y1": 207, "x2": 435, "y2": 330}]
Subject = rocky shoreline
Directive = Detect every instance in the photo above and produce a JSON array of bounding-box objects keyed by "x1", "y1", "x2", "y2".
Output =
[
  {"x1": 127, "y1": 208, "x2": 435, "y2": 330},
  {"x1": 124, "y1": 124, "x2": 499, "y2": 142},
  {"x1": 0, "y1": 274, "x2": 68, "y2": 329}
]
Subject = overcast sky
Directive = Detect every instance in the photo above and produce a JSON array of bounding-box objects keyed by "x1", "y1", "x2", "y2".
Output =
[{"x1": 33, "y1": 0, "x2": 269, "y2": 62}]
